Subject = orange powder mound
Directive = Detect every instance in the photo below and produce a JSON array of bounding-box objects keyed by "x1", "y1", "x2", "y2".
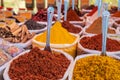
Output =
[{"x1": 86, "y1": 17, "x2": 115, "y2": 34}]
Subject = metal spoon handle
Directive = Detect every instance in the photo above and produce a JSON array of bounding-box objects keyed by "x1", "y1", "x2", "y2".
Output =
[
  {"x1": 102, "y1": 10, "x2": 110, "y2": 55},
  {"x1": 64, "y1": 0, "x2": 69, "y2": 21},
  {"x1": 72, "y1": 0, "x2": 75, "y2": 10},
  {"x1": 44, "y1": 7, "x2": 54, "y2": 52},
  {"x1": 57, "y1": 0, "x2": 62, "y2": 21},
  {"x1": 118, "y1": 0, "x2": 120, "y2": 11},
  {"x1": 98, "y1": 0, "x2": 102, "y2": 16},
  {"x1": 103, "y1": 3, "x2": 108, "y2": 12}
]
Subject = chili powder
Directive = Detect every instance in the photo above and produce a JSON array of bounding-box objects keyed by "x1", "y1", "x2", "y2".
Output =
[
  {"x1": 80, "y1": 34, "x2": 120, "y2": 51},
  {"x1": 8, "y1": 47, "x2": 70, "y2": 80}
]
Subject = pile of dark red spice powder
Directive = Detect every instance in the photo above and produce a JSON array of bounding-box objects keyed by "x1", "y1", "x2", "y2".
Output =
[
  {"x1": 9, "y1": 47, "x2": 70, "y2": 80},
  {"x1": 32, "y1": 9, "x2": 56, "y2": 21},
  {"x1": 62, "y1": 21, "x2": 82, "y2": 33},
  {"x1": 66, "y1": 9, "x2": 83, "y2": 21},
  {"x1": 87, "y1": 7, "x2": 98, "y2": 16},
  {"x1": 80, "y1": 34, "x2": 120, "y2": 51}
]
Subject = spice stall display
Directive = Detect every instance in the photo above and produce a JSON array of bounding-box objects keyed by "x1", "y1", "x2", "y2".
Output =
[
  {"x1": 3, "y1": 47, "x2": 73, "y2": 80},
  {"x1": 77, "y1": 34, "x2": 120, "y2": 55},
  {"x1": 0, "y1": 0, "x2": 120, "y2": 80},
  {"x1": 69, "y1": 54, "x2": 120, "y2": 80},
  {"x1": 32, "y1": 21, "x2": 79, "y2": 57}
]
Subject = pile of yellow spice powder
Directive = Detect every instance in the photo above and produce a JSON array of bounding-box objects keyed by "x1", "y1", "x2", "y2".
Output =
[
  {"x1": 35, "y1": 21, "x2": 76, "y2": 44},
  {"x1": 73, "y1": 56, "x2": 120, "y2": 80}
]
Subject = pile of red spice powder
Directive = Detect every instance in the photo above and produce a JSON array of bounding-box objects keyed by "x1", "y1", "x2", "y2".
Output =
[
  {"x1": 112, "y1": 11, "x2": 120, "y2": 17},
  {"x1": 66, "y1": 9, "x2": 83, "y2": 21},
  {"x1": 32, "y1": 9, "x2": 56, "y2": 21},
  {"x1": 9, "y1": 47, "x2": 70, "y2": 80},
  {"x1": 62, "y1": 21, "x2": 82, "y2": 33},
  {"x1": 80, "y1": 34, "x2": 120, "y2": 51},
  {"x1": 87, "y1": 7, "x2": 98, "y2": 16}
]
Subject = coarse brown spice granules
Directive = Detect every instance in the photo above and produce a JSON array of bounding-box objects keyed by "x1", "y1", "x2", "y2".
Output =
[
  {"x1": 80, "y1": 34, "x2": 120, "y2": 51},
  {"x1": 8, "y1": 47, "x2": 70, "y2": 80},
  {"x1": 73, "y1": 56, "x2": 120, "y2": 80}
]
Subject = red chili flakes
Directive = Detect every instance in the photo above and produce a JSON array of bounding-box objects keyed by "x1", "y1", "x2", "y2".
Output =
[
  {"x1": 8, "y1": 47, "x2": 70, "y2": 80},
  {"x1": 80, "y1": 34, "x2": 120, "y2": 51}
]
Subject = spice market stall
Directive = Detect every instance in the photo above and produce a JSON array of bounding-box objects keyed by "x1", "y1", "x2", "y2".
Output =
[{"x1": 0, "y1": 0, "x2": 120, "y2": 80}]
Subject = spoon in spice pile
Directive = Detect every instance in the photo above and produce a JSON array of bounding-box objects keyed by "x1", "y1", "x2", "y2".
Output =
[
  {"x1": 44, "y1": 7, "x2": 54, "y2": 52},
  {"x1": 101, "y1": 10, "x2": 110, "y2": 56}
]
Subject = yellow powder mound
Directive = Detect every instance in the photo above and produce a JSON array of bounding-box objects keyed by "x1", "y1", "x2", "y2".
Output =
[
  {"x1": 35, "y1": 21, "x2": 76, "y2": 44},
  {"x1": 73, "y1": 56, "x2": 120, "y2": 80}
]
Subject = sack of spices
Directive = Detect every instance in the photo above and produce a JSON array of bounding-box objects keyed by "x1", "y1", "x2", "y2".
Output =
[
  {"x1": 77, "y1": 34, "x2": 120, "y2": 55},
  {"x1": 69, "y1": 53, "x2": 120, "y2": 80},
  {"x1": 3, "y1": 47, "x2": 73, "y2": 80},
  {"x1": 32, "y1": 21, "x2": 79, "y2": 57}
]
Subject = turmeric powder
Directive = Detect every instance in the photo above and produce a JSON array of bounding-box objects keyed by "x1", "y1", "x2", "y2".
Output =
[
  {"x1": 73, "y1": 56, "x2": 120, "y2": 80},
  {"x1": 35, "y1": 21, "x2": 76, "y2": 44}
]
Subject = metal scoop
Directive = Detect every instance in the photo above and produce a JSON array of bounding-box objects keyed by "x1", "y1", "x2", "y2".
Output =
[
  {"x1": 44, "y1": 7, "x2": 54, "y2": 52},
  {"x1": 101, "y1": 10, "x2": 110, "y2": 56}
]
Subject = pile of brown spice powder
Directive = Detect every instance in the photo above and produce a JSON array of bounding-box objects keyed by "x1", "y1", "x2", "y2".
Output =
[
  {"x1": 66, "y1": 9, "x2": 83, "y2": 21},
  {"x1": 62, "y1": 21, "x2": 82, "y2": 33},
  {"x1": 8, "y1": 47, "x2": 70, "y2": 80},
  {"x1": 86, "y1": 17, "x2": 115, "y2": 34},
  {"x1": 80, "y1": 34, "x2": 120, "y2": 51}
]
